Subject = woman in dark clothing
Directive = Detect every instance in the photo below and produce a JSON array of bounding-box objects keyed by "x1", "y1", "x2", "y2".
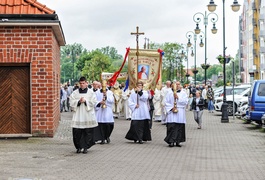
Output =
[{"x1": 191, "y1": 91, "x2": 205, "y2": 129}]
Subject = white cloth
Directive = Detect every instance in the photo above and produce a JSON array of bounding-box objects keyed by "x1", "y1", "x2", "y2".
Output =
[
  {"x1": 202, "y1": 89, "x2": 207, "y2": 100},
  {"x1": 70, "y1": 89, "x2": 98, "y2": 128},
  {"x1": 164, "y1": 89, "x2": 188, "y2": 124},
  {"x1": 95, "y1": 90, "x2": 115, "y2": 123},
  {"x1": 128, "y1": 90, "x2": 150, "y2": 120},
  {"x1": 121, "y1": 89, "x2": 132, "y2": 119},
  {"x1": 161, "y1": 87, "x2": 172, "y2": 123}
]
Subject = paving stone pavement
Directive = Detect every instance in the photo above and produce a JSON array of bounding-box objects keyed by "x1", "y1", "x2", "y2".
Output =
[{"x1": 1, "y1": 110, "x2": 265, "y2": 180}]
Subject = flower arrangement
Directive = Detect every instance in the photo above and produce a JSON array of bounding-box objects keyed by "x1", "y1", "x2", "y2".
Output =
[
  {"x1": 201, "y1": 63, "x2": 210, "y2": 69},
  {"x1": 216, "y1": 55, "x2": 233, "y2": 64},
  {"x1": 192, "y1": 69, "x2": 198, "y2": 74}
]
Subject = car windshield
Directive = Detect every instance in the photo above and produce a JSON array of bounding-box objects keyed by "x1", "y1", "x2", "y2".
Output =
[{"x1": 239, "y1": 88, "x2": 250, "y2": 96}]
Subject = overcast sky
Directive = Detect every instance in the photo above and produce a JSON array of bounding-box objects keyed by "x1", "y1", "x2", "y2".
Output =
[{"x1": 40, "y1": 0, "x2": 244, "y2": 68}]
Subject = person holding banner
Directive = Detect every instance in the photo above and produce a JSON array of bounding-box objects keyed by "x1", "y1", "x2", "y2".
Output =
[{"x1": 125, "y1": 81, "x2": 151, "y2": 144}]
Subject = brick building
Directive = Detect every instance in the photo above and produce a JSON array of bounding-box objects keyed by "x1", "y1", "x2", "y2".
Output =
[{"x1": 0, "y1": 0, "x2": 65, "y2": 137}]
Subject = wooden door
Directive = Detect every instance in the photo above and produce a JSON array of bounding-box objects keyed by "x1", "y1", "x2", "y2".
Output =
[{"x1": 0, "y1": 66, "x2": 30, "y2": 134}]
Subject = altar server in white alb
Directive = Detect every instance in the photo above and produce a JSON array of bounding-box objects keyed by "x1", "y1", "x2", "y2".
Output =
[
  {"x1": 94, "y1": 80, "x2": 115, "y2": 144},
  {"x1": 161, "y1": 80, "x2": 172, "y2": 124},
  {"x1": 153, "y1": 85, "x2": 162, "y2": 122},
  {"x1": 164, "y1": 81, "x2": 188, "y2": 147},
  {"x1": 70, "y1": 76, "x2": 98, "y2": 154},
  {"x1": 125, "y1": 81, "x2": 151, "y2": 144},
  {"x1": 121, "y1": 88, "x2": 132, "y2": 120}
]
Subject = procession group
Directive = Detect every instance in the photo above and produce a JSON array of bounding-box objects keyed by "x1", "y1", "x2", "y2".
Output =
[{"x1": 64, "y1": 76, "x2": 215, "y2": 154}]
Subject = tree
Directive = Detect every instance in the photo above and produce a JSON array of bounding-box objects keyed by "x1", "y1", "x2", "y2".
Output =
[
  {"x1": 150, "y1": 42, "x2": 184, "y2": 82},
  {"x1": 60, "y1": 43, "x2": 86, "y2": 84},
  {"x1": 81, "y1": 50, "x2": 111, "y2": 81},
  {"x1": 96, "y1": 46, "x2": 123, "y2": 60}
]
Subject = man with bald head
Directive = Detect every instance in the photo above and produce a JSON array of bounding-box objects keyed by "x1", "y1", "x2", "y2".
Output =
[{"x1": 92, "y1": 81, "x2": 99, "y2": 92}]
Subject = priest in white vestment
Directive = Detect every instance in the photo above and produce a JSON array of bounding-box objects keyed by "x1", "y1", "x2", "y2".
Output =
[
  {"x1": 164, "y1": 81, "x2": 188, "y2": 147},
  {"x1": 161, "y1": 81, "x2": 172, "y2": 124},
  {"x1": 121, "y1": 88, "x2": 132, "y2": 120},
  {"x1": 125, "y1": 81, "x2": 151, "y2": 144},
  {"x1": 94, "y1": 86, "x2": 115, "y2": 144},
  {"x1": 153, "y1": 86, "x2": 162, "y2": 122},
  {"x1": 70, "y1": 77, "x2": 98, "y2": 154}
]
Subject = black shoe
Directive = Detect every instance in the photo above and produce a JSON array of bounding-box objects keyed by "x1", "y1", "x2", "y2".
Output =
[
  {"x1": 106, "y1": 138, "x2": 110, "y2": 144},
  {"x1": 169, "y1": 143, "x2": 174, "y2": 147},
  {"x1": 83, "y1": 149, "x2": 88, "y2": 154},
  {"x1": 100, "y1": 140, "x2": 105, "y2": 144},
  {"x1": 76, "y1": 149, "x2": 81, "y2": 153},
  {"x1": 134, "y1": 140, "x2": 137, "y2": 143},
  {"x1": 139, "y1": 140, "x2": 143, "y2": 144},
  {"x1": 176, "y1": 143, "x2": 182, "y2": 147}
]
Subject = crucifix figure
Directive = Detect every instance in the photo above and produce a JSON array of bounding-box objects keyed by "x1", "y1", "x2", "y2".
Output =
[
  {"x1": 131, "y1": 26, "x2": 144, "y2": 104},
  {"x1": 131, "y1": 26, "x2": 145, "y2": 56}
]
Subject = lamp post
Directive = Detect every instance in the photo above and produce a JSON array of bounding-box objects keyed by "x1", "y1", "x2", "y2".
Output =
[
  {"x1": 207, "y1": 0, "x2": 241, "y2": 123},
  {"x1": 186, "y1": 31, "x2": 204, "y2": 86},
  {"x1": 193, "y1": 11, "x2": 218, "y2": 85}
]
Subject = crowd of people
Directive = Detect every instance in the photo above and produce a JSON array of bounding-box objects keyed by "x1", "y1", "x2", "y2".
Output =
[{"x1": 61, "y1": 77, "x2": 215, "y2": 153}]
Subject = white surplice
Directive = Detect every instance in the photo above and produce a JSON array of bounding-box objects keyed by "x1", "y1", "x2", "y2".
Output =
[
  {"x1": 164, "y1": 89, "x2": 189, "y2": 124},
  {"x1": 121, "y1": 89, "x2": 132, "y2": 119},
  {"x1": 153, "y1": 88, "x2": 162, "y2": 121},
  {"x1": 128, "y1": 90, "x2": 150, "y2": 120},
  {"x1": 95, "y1": 90, "x2": 115, "y2": 123},
  {"x1": 70, "y1": 89, "x2": 98, "y2": 129}
]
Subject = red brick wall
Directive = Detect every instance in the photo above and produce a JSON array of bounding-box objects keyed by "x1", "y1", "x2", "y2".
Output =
[{"x1": 0, "y1": 26, "x2": 61, "y2": 137}]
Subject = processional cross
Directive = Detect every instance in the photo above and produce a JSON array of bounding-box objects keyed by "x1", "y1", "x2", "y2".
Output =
[
  {"x1": 131, "y1": 26, "x2": 144, "y2": 104},
  {"x1": 131, "y1": 26, "x2": 144, "y2": 81}
]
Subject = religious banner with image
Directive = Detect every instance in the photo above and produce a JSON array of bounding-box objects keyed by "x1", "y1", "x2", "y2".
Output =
[{"x1": 128, "y1": 49, "x2": 163, "y2": 90}]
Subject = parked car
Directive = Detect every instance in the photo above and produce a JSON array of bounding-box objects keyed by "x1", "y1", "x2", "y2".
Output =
[
  {"x1": 214, "y1": 85, "x2": 250, "y2": 98},
  {"x1": 235, "y1": 100, "x2": 249, "y2": 118},
  {"x1": 214, "y1": 87, "x2": 250, "y2": 116},
  {"x1": 249, "y1": 80, "x2": 265, "y2": 125}
]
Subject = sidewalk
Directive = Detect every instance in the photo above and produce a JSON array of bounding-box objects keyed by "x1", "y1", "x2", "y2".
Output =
[{"x1": 1, "y1": 110, "x2": 265, "y2": 180}]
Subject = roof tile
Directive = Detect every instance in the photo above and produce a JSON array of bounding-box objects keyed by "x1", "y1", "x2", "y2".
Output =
[{"x1": 0, "y1": 0, "x2": 55, "y2": 14}]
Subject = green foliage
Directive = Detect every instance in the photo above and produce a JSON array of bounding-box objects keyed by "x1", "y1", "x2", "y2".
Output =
[
  {"x1": 60, "y1": 44, "x2": 123, "y2": 84},
  {"x1": 60, "y1": 43, "x2": 86, "y2": 84},
  {"x1": 150, "y1": 42, "x2": 184, "y2": 82},
  {"x1": 81, "y1": 50, "x2": 111, "y2": 81},
  {"x1": 215, "y1": 79, "x2": 224, "y2": 87}
]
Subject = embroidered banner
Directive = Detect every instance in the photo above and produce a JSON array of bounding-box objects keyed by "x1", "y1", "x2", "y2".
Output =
[
  {"x1": 101, "y1": 72, "x2": 128, "y2": 81},
  {"x1": 128, "y1": 49, "x2": 162, "y2": 90}
]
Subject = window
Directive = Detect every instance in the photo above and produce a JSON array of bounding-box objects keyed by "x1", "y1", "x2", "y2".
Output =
[{"x1": 258, "y1": 83, "x2": 265, "y2": 96}]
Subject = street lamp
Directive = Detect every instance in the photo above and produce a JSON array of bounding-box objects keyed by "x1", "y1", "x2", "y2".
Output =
[
  {"x1": 193, "y1": 11, "x2": 218, "y2": 86},
  {"x1": 186, "y1": 31, "x2": 204, "y2": 86},
  {"x1": 207, "y1": 0, "x2": 241, "y2": 123}
]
